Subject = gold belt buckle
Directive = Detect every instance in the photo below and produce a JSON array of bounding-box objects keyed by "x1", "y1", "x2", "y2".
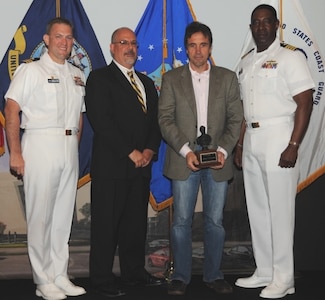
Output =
[
  {"x1": 65, "y1": 129, "x2": 72, "y2": 135},
  {"x1": 251, "y1": 122, "x2": 260, "y2": 128}
]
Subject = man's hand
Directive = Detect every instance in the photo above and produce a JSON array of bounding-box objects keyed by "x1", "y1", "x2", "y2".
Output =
[
  {"x1": 234, "y1": 144, "x2": 243, "y2": 169},
  {"x1": 10, "y1": 153, "x2": 25, "y2": 177},
  {"x1": 142, "y1": 149, "x2": 154, "y2": 167},
  {"x1": 129, "y1": 149, "x2": 155, "y2": 168},
  {"x1": 186, "y1": 151, "x2": 200, "y2": 171},
  {"x1": 4, "y1": 99, "x2": 24, "y2": 177},
  {"x1": 210, "y1": 151, "x2": 225, "y2": 169},
  {"x1": 128, "y1": 149, "x2": 145, "y2": 168},
  {"x1": 279, "y1": 145, "x2": 298, "y2": 168}
]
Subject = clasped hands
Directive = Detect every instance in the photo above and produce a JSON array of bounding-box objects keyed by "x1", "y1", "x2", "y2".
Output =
[{"x1": 129, "y1": 149, "x2": 154, "y2": 168}]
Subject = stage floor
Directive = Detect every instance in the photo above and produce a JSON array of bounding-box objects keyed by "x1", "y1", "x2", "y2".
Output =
[{"x1": 0, "y1": 271, "x2": 324, "y2": 300}]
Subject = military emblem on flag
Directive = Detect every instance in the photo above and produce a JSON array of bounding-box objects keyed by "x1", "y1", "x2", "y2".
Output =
[{"x1": 0, "y1": 0, "x2": 107, "y2": 184}]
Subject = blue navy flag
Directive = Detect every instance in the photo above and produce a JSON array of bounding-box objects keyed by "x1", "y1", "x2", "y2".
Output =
[
  {"x1": 0, "y1": 0, "x2": 106, "y2": 185},
  {"x1": 135, "y1": 0, "x2": 196, "y2": 211}
]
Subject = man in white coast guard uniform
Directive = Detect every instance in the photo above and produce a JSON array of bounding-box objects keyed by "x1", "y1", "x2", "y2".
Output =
[
  {"x1": 5, "y1": 17, "x2": 86, "y2": 300},
  {"x1": 234, "y1": 4, "x2": 315, "y2": 299}
]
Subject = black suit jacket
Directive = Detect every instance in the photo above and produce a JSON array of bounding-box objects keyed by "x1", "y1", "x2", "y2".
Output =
[{"x1": 85, "y1": 61, "x2": 161, "y2": 180}]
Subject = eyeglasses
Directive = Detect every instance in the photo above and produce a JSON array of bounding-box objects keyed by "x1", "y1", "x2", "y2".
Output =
[{"x1": 112, "y1": 40, "x2": 139, "y2": 48}]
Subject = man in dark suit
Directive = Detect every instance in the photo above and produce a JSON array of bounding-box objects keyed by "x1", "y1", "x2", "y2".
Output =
[
  {"x1": 85, "y1": 27, "x2": 162, "y2": 298},
  {"x1": 158, "y1": 22, "x2": 243, "y2": 296}
]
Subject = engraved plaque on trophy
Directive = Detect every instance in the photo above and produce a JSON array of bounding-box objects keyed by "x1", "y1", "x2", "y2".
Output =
[{"x1": 195, "y1": 126, "x2": 219, "y2": 168}]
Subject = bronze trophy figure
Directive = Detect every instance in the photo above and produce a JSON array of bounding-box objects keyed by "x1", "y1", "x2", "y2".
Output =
[{"x1": 195, "y1": 126, "x2": 219, "y2": 168}]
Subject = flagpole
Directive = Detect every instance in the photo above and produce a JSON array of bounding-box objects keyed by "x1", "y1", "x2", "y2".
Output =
[
  {"x1": 161, "y1": 0, "x2": 173, "y2": 281},
  {"x1": 56, "y1": 0, "x2": 60, "y2": 17},
  {"x1": 162, "y1": 0, "x2": 167, "y2": 74},
  {"x1": 164, "y1": 205, "x2": 174, "y2": 281},
  {"x1": 279, "y1": 0, "x2": 283, "y2": 42},
  {"x1": 186, "y1": 0, "x2": 197, "y2": 21}
]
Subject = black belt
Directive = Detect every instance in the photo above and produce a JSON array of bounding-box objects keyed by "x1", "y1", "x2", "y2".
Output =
[
  {"x1": 246, "y1": 117, "x2": 293, "y2": 129},
  {"x1": 24, "y1": 128, "x2": 78, "y2": 135},
  {"x1": 251, "y1": 122, "x2": 260, "y2": 128}
]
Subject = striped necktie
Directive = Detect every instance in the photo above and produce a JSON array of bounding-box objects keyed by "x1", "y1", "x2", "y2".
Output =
[{"x1": 127, "y1": 71, "x2": 147, "y2": 113}]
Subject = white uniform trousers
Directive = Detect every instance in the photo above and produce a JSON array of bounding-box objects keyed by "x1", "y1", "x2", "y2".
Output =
[
  {"x1": 22, "y1": 129, "x2": 79, "y2": 284},
  {"x1": 242, "y1": 120, "x2": 298, "y2": 286}
]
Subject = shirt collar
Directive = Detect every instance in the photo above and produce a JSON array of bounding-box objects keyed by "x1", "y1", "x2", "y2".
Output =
[
  {"x1": 189, "y1": 61, "x2": 211, "y2": 80},
  {"x1": 113, "y1": 59, "x2": 134, "y2": 76}
]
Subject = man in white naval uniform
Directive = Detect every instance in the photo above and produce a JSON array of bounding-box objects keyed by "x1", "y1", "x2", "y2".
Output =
[
  {"x1": 234, "y1": 4, "x2": 314, "y2": 299},
  {"x1": 5, "y1": 18, "x2": 86, "y2": 300}
]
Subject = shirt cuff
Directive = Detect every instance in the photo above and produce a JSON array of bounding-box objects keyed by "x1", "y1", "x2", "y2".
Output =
[
  {"x1": 179, "y1": 142, "x2": 192, "y2": 158},
  {"x1": 180, "y1": 143, "x2": 228, "y2": 160},
  {"x1": 217, "y1": 146, "x2": 228, "y2": 160}
]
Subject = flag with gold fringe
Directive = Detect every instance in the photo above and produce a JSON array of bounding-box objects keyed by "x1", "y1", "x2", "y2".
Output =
[
  {"x1": 235, "y1": 0, "x2": 325, "y2": 193},
  {"x1": 135, "y1": 0, "x2": 197, "y2": 211}
]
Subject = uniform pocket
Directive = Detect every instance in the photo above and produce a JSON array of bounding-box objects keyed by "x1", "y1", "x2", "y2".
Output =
[{"x1": 256, "y1": 68, "x2": 278, "y2": 94}]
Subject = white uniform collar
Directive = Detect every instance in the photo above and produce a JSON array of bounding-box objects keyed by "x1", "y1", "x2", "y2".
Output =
[
  {"x1": 40, "y1": 50, "x2": 71, "y2": 70},
  {"x1": 254, "y1": 39, "x2": 281, "y2": 56}
]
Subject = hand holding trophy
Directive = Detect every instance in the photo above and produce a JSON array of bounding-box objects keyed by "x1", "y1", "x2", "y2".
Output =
[{"x1": 195, "y1": 126, "x2": 220, "y2": 168}]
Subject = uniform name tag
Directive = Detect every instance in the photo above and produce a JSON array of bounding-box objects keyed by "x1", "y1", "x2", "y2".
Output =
[{"x1": 48, "y1": 78, "x2": 60, "y2": 83}]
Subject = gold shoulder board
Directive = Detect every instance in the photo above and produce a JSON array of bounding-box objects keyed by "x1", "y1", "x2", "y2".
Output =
[
  {"x1": 241, "y1": 48, "x2": 254, "y2": 59},
  {"x1": 280, "y1": 42, "x2": 298, "y2": 51},
  {"x1": 281, "y1": 42, "x2": 307, "y2": 58},
  {"x1": 22, "y1": 58, "x2": 40, "y2": 63}
]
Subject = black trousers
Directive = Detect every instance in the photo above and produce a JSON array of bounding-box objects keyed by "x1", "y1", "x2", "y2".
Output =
[{"x1": 89, "y1": 175, "x2": 150, "y2": 287}]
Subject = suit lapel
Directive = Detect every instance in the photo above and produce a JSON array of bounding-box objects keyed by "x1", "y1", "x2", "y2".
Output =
[
  {"x1": 207, "y1": 66, "x2": 220, "y2": 122},
  {"x1": 110, "y1": 62, "x2": 148, "y2": 111},
  {"x1": 110, "y1": 62, "x2": 133, "y2": 92},
  {"x1": 180, "y1": 65, "x2": 197, "y2": 118}
]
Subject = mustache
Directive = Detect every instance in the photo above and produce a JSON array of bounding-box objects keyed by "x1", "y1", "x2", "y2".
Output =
[{"x1": 125, "y1": 50, "x2": 136, "y2": 56}]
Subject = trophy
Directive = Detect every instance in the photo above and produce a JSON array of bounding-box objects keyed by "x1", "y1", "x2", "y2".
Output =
[{"x1": 195, "y1": 126, "x2": 219, "y2": 168}]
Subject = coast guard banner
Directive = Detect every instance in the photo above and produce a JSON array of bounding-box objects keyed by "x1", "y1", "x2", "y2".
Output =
[
  {"x1": 236, "y1": 0, "x2": 325, "y2": 192},
  {"x1": 0, "y1": 0, "x2": 106, "y2": 186},
  {"x1": 135, "y1": 0, "x2": 196, "y2": 211}
]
